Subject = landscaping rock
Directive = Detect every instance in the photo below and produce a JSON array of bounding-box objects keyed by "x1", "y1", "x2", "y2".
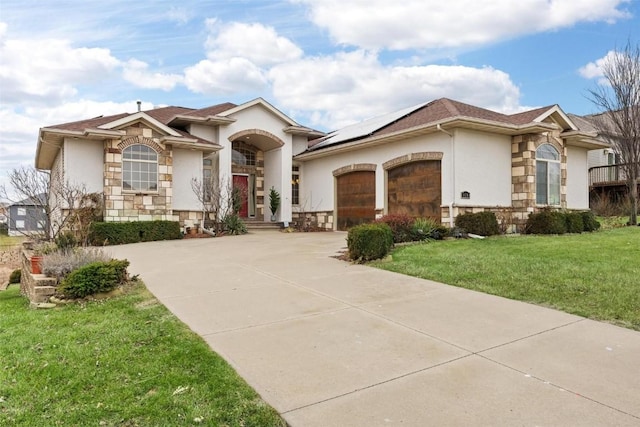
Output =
[{"x1": 30, "y1": 302, "x2": 57, "y2": 309}]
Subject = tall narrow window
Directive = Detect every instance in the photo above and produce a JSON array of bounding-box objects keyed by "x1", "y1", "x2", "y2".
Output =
[
  {"x1": 203, "y1": 158, "x2": 213, "y2": 202},
  {"x1": 123, "y1": 144, "x2": 158, "y2": 192},
  {"x1": 292, "y1": 165, "x2": 300, "y2": 205},
  {"x1": 536, "y1": 144, "x2": 560, "y2": 205}
]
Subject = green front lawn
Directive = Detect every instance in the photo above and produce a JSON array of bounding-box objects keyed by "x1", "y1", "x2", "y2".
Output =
[
  {"x1": 0, "y1": 283, "x2": 285, "y2": 426},
  {"x1": 373, "y1": 227, "x2": 640, "y2": 330}
]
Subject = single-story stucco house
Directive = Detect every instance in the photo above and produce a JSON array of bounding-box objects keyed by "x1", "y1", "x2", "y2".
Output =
[{"x1": 35, "y1": 97, "x2": 608, "y2": 232}]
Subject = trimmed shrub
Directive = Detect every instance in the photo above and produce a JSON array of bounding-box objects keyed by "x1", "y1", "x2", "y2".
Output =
[
  {"x1": 42, "y1": 247, "x2": 111, "y2": 281},
  {"x1": 58, "y1": 259, "x2": 130, "y2": 299},
  {"x1": 565, "y1": 212, "x2": 584, "y2": 234},
  {"x1": 55, "y1": 231, "x2": 78, "y2": 251},
  {"x1": 376, "y1": 214, "x2": 414, "y2": 243},
  {"x1": 223, "y1": 214, "x2": 247, "y2": 235},
  {"x1": 9, "y1": 269, "x2": 21, "y2": 284},
  {"x1": 88, "y1": 220, "x2": 181, "y2": 245},
  {"x1": 454, "y1": 211, "x2": 500, "y2": 236},
  {"x1": 347, "y1": 223, "x2": 394, "y2": 262},
  {"x1": 526, "y1": 210, "x2": 567, "y2": 234},
  {"x1": 580, "y1": 211, "x2": 601, "y2": 232}
]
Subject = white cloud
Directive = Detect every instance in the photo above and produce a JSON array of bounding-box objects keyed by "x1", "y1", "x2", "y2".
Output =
[
  {"x1": 123, "y1": 59, "x2": 183, "y2": 91},
  {"x1": 578, "y1": 50, "x2": 619, "y2": 79},
  {"x1": 205, "y1": 19, "x2": 303, "y2": 66},
  {"x1": 270, "y1": 50, "x2": 522, "y2": 128},
  {"x1": 0, "y1": 36, "x2": 120, "y2": 105},
  {"x1": 294, "y1": 0, "x2": 630, "y2": 50},
  {"x1": 184, "y1": 57, "x2": 268, "y2": 95}
]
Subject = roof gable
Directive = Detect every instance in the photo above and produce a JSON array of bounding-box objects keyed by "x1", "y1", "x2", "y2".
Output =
[
  {"x1": 97, "y1": 112, "x2": 181, "y2": 137},
  {"x1": 218, "y1": 98, "x2": 299, "y2": 127}
]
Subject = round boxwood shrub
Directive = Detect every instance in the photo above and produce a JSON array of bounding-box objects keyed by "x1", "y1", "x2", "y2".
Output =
[
  {"x1": 580, "y1": 211, "x2": 601, "y2": 232},
  {"x1": 454, "y1": 211, "x2": 500, "y2": 236},
  {"x1": 9, "y1": 269, "x2": 21, "y2": 284},
  {"x1": 526, "y1": 210, "x2": 567, "y2": 234},
  {"x1": 347, "y1": 223, "x2": 394, "y2": 261},
  {"x1": 564, "y1": 212, "x2": 585, "y2": 233},
  {"x1": 58, "y1": 259, "x2": 129, "y2": 299}
]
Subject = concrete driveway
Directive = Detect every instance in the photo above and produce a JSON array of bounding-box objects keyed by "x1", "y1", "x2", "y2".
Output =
[{"x1": 109, "y1": 231, "x2": 640, "y2": 426}]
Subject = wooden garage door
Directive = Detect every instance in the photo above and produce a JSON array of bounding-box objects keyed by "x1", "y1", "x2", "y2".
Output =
[
  {"x1": 388, "y1": 160, "x2": 441, "y2": 219},
  {"x1": 336, "y1": 171, "x2": 375, "y2": 230}
]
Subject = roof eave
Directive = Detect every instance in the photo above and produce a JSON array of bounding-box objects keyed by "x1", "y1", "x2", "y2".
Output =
[
  {"x1": 296, "y1": 118, "x2": 556, "y2": 160},
  {"x1": 169, "y1": 115, "x2": 237, "y2": 127},
  {"x1": 561, "y1": 131, "x2": 610, "y2": 149},
  {"x1": 160, "y1": 136, "x2": 222, "y2": 153},
  {"x1": 36, "y1": 128, "x2": 127, "y2": 170},
  {"x1": 283, "y1": 125, "x2": 326, "y2": 137}
]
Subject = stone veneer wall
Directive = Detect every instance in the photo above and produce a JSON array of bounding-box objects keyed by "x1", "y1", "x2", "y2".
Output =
[
  {"x1": 20, "y1": 248, "x2": 57, "y2": 303},
  {"x1": 510, "y1": 131, "x2": 567, "y2": 229},
  {"x1": 292, "y1": 210, "x2": 334, "y2": 230},
  {"x1": 103, "y1": 125, "x2": 178, "y2": 223}
]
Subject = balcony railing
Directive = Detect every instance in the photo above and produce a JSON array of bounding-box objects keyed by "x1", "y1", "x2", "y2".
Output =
[{"x1": 589, "y1": 163, "x2": 636, "y2": 186}]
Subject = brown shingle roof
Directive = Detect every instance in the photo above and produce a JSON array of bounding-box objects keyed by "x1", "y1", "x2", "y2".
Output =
[
  {"x1": 145, "y1": 106, "x2": 194, "y2": 124},
  {"x1": 181, "y1": 103, "x2": 237, "y2": 118},
  {"x1": 309, "y1": 98, "x2": 559, "y2": 151},
  {"x1": 47, "y1": 113, "x2": 130, "y2": 131}
]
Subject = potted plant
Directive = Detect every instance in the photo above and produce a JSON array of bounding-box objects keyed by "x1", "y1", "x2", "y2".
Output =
[{"x1": 269, "y1": 187, "x2": 280, "y2": 222}]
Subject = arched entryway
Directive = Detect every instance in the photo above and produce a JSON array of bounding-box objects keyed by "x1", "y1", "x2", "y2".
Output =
[{"x1": 229, "y1": 129, "x2": 285, "y2": 219}]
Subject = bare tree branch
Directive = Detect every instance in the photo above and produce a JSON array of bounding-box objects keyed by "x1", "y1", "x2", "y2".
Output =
[{"x1": 587, "y1": 39, "x2": 640, "y2": 225}]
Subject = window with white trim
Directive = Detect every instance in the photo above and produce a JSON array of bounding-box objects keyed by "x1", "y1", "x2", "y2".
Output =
[
  {"x1": 17, "y1": 207, "x2": 26, "y2": 216},
  {"x1": 16, "y1": 220, "x2": 25, "y2": 229},
  {"x1": 536, "y1": 144, "x2": 561, "y2": 205},
  {"x1": 291, "y1": 164, "x2": 300, "y2": 205},
  {"x1": 123, "y1": 144, "x2": 158, "y2": 192}
]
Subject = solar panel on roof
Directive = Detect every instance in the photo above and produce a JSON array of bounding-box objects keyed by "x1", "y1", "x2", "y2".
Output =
[{"x1": 311, "y1": 102, "x2": 428, "y2": 150}]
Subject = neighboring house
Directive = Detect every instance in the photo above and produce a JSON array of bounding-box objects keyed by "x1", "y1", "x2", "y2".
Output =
[
  {"x1": 35, "y1": 97, "x2": 607, "y2": 233},
  {"x1": 8, "y1": 194, "x2": 47, "y2": 236},
  {"x1": 569, "y1": 112, "x2": 637, "y2": 200}
]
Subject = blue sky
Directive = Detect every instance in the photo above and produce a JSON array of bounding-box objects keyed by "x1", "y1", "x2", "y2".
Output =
[{"x1": 0, "y1": 0, "x2": 638, "y2": 195}]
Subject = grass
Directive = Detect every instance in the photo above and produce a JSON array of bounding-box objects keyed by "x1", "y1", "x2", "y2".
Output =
[
  {"x1": 0, "y1": 283, "x2": 285, "y2": 426},
  {"x1": 373, "y1": 227, "x2": 640, "y2": 330},
  {"x1": 0, "y1": 235, "x2": 24, "y2": 249}
]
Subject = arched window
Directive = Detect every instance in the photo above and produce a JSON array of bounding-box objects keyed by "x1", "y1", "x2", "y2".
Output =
[
  {"x1": 536, "y1": 144, "x2": 560, "y2": 205},
  {"x1": 232, "y1": 141, "x2": 256, "y2": 166},
  {"x1": 123, "y1": 144, "x2": 158, "y2": 191}
]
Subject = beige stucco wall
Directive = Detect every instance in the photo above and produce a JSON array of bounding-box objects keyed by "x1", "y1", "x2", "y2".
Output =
[
  {"x1": 566, "y1": 146, "x2": 589, "y2": 209},
  {"x1": 64, "y1": 137, "x2": 103, "y2": 192},
  {"x1": 172, "y1": 148, "x2": 202, "y2": 211},
  {"x1": 454, "y1": 129, "x2": 512, "y2": 207}
]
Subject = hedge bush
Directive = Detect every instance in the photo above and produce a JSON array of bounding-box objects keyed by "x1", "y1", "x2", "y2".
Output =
[
  {"x1": 454, "y1": 212, "x2": 500, "y2": 236},
  {"x1": 88, "y1": 220, "x2": 181, "y2": 245},
  {"x1": 347, "y1": 223, "x2": 394, "y2": 262},
  {"x1": 526, "y1": 210, "x2": 567, "y2": 234},
  {"x1": 375, "y1": 214, "x2": 414, "y2": 243},
  {"x1": 565, "y1": 212, "x2": 585, "y2": 234},
  {"x1": 9, "y1": 269, "x2": 21, "y2": 284},
  {"x1": 58, "y1": 259, "x2": 130, "y2": 299},
  {"x1": 580, "y1": 211, "x2": 601, "y2": 232}
]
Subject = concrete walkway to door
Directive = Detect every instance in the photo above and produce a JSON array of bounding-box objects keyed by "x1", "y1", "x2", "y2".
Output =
[{"x1": 109, "y1": 231, "x2": 640, "y2": 426}]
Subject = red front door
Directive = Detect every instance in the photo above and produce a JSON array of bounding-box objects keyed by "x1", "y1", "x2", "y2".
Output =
[{"x1": 232, "y1": 175, "x2": 249, "y2": 217}]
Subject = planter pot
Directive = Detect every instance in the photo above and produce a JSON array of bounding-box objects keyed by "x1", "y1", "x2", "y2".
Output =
[
  {"x1": 270, "y1": 215, "x2": 276, "y2": 222},
  {"x1": 31, "y1": 255, "x2": 43, "y2": 274}
]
